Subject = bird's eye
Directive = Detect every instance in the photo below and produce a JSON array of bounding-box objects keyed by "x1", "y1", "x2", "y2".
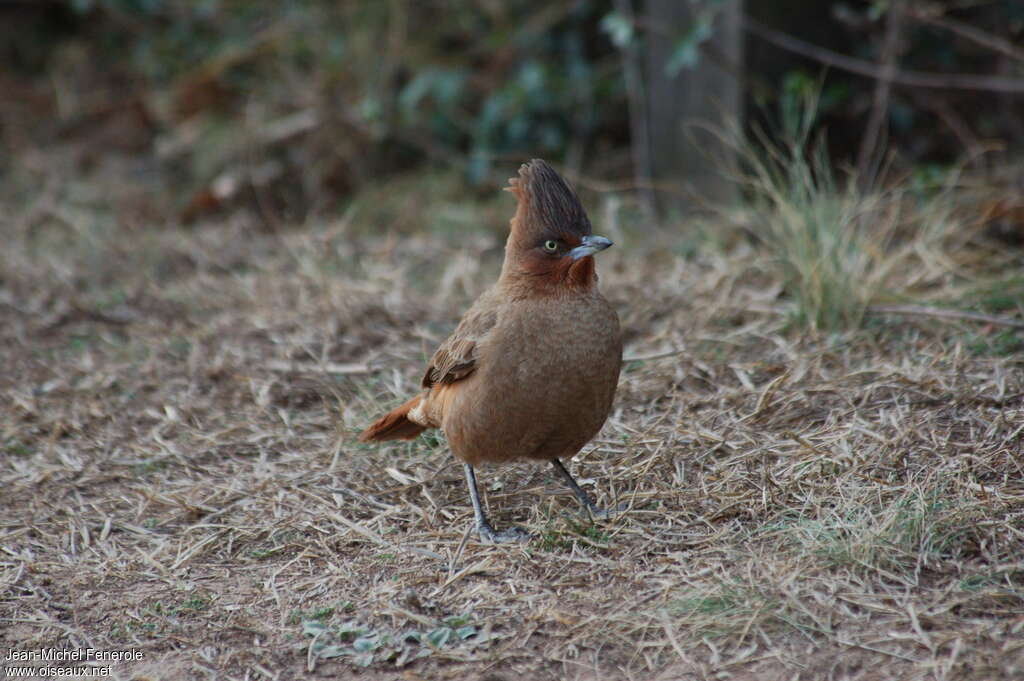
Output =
[{"x1": 543, "y1": 240, "x2": 559, "y2": 253}]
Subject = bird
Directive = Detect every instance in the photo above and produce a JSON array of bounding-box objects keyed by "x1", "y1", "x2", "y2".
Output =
[{"x1": 359, "y1": 159, "x2": 622, "y2": 542}]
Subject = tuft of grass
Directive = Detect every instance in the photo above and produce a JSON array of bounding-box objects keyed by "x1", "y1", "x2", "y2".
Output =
[
  {"x1": 665, "y1": 582, "x2": 792, "y2": 641},
  {"x1": 967, "y1": 328, "x2": 1024, "y2": 356},
  {"x1": 3, "y1": 439, "x2": 33, "y2": 457},
  {"x1": 963, "y1": 275, "x2": 1024, "y2": 314},
  {"x1": 728, "y1": 90, "x2": 960, "y2": 332},
  {"x1": 288, "y1": 604, "x2": 342, "y2": 625},
  {"x1": 536, "y1": 517, "x2": 612, "y2": 552},
  {"x1": 783, "y1": 487, "x2": 986, "y2": 576}
]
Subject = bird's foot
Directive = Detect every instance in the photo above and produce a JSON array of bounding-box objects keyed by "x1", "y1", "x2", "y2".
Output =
[{"x1": 477, "y1": 522, "x2": 532, "y2": 544}]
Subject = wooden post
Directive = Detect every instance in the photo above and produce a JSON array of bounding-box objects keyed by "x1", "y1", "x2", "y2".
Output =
[{"x1": 643, "y1": 0, "x2": 743, "y2": 215}]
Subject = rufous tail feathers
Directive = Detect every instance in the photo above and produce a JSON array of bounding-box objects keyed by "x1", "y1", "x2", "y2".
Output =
[{"x1": 358, "y1": 394, "x2": 429, "y2": 442}]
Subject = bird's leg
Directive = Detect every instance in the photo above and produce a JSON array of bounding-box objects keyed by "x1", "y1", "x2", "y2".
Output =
[
  {"x1": 463, "y1": 463, "x2": 531, "y2": 543},
  {"x1": 551, "y1": 459, "x2": 617, "y2": 519}
]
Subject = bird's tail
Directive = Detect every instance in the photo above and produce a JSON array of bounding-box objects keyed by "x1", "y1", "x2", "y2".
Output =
[{"x1": 358, "y1": 394, "x2": 429, "y2": 442}]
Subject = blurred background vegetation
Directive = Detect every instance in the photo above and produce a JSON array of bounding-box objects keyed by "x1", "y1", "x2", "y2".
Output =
[{"x1": 1, "y1": 0, "x2": 1022, "y2": 238}]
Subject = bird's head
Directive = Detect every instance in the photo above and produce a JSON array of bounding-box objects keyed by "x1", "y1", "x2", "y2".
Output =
[{"x1": 501, "y1": 159, "x2": 613, "y2": 293}]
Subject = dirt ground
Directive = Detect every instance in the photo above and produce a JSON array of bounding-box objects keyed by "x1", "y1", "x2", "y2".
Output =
[{"x1": 2, "y1": 167, "x2": 1023, "y2": 680}]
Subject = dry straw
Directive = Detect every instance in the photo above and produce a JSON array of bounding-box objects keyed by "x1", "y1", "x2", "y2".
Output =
[{"x1": 1, "y1": 165, "x2": 1022, "y2": 679}]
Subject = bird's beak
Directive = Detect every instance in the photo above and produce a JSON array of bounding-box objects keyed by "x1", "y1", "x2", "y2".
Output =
[{"x1": 568, "y1": 235, "x2": 614, "y2": 261}]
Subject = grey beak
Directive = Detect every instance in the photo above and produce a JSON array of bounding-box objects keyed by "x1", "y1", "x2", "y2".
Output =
[{"x1": 568, "y1": 235, "x2": 614, "y2": 261}]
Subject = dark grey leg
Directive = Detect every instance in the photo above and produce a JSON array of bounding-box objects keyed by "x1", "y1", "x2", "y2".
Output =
[
  {"x1": 463, "y1": 463, "x2": 531, "y2": 543},
  {"x1": 551, "y1": 459, "x2": 616, "y2": 518}
]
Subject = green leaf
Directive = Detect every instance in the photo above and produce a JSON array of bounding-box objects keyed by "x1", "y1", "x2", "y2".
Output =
[
  {"x1": 315, "y1": 644, "x2": 348, "y2": 659},
  {"x1": 600, "y1": 12, "x2": 634, "y2": 48},
  {"x1": 353, "y1": 635, "x2": 379, "y2": 652},
  {"x1": 455, "y1": 625, "x2": 477, "y2": 640},
  {"x1": 517, "y1": 61, "x2": 545, "y2": 93},
  {"x1": 302, "y1": 620, "x2": 327, "y2": 636},
  {"x1": 358, "y1": 96, "x2": 382, "y2": 122},
  {"x1": 664, "y1": 13, "x2": 715, "y2": 76},
  {"x1": 336, "y1": 620, "x2": 365, "y2": 638},
  {"x1": 399, "y1": 67, "x2": 466, "y2": 116},
  {"x1": 425, "y1": 626, "x2": 452, "y2": 648},
  {"x1": 442, "y1": 614, "x2": 471, "y2": 628}
]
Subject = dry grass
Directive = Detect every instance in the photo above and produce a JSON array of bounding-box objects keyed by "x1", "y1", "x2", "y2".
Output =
[{"x1": 2, "y1": 169, "x2": 1023, "y2": 681}]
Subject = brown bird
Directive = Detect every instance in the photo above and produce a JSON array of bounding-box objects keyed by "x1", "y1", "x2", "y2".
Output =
[{"x1": 359, "y1": 159, "x2": 622, "y2": 542}]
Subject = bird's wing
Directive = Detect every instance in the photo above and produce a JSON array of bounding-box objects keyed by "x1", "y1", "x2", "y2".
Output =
[{"x1": 422, "y1": 295, "x2": 499, "y2": 389}]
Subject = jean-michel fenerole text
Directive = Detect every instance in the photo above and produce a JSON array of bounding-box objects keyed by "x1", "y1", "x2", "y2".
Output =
[{"x1": 5, "y1": 648, "x2": 143, "y2": 662}]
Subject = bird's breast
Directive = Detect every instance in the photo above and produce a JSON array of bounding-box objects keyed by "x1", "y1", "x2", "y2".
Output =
[{"x1": 441, "y1": 293, "x2": 621, "y2": 466}]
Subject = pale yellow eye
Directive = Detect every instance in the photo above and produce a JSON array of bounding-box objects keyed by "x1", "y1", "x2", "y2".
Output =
[{"x1": 543, "y1": 240, "x2": 558, "y2": 252}]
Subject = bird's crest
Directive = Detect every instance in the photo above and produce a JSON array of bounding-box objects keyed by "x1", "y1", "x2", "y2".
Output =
[{"x1": 507, "y1": 159, "x2": 592, "y2": 241}]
